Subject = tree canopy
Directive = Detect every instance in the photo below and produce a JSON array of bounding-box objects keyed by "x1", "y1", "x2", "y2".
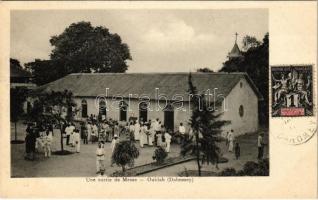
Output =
[{"x1": 25, "y1": 21, "x2": 132, "y2": 85}]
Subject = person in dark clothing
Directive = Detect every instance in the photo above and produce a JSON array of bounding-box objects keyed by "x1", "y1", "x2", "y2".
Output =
[
  {"x1": 81, "y1": 123, "x2": 88, "y2": 144},
  {"x1": 26, "y1": 123, "x2": 37, "y2": 160},
  {"x1": 25, "y1": 123, "x2": 33, "y2": 160},
  {"x1": 234, "y1": 142, "x2": 240, "y2": 160},
  {"x1": 47, "y1": 123, "x2": 54, "y2": 136}
]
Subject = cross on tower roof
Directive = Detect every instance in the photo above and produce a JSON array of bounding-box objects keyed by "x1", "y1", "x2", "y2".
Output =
[{"x1": 228, "y1": 32, "x2": 243, "y2": 60}]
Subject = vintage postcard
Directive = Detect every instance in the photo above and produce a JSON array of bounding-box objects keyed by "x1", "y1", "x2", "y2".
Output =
[{"x1": 0, "y1": 1, "x2": 317, "y2": 199}]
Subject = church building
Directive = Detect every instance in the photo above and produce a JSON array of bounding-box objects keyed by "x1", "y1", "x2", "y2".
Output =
[
  {"x1": 34, "y1": 35, "x2": 263, "y2": 136},
  {"x1": 37, "y1": 72, "x2": 262, "y2": 136}
]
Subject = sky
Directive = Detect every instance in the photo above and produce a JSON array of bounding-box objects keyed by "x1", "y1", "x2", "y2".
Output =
[{"x1": 11, "y1": 9, "x2": 268, "y2": 72}]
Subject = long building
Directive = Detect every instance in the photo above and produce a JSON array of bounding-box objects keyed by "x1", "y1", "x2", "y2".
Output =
[{"x1": 36, "y1": 72, "x2": 263, "y2": 136}]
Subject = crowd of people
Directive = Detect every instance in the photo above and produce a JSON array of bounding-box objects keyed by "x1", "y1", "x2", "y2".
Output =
[
  {"x1": 92, "y1": 117, "x2": 175, "y2": 175},
  {"x1": 23, "y1": 114, "x2": 265, "y2": 176}
]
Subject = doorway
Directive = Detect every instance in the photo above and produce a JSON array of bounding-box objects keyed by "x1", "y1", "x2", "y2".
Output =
[{"x1": 164, "y1": 104, "x2": 174, "y2": 131}]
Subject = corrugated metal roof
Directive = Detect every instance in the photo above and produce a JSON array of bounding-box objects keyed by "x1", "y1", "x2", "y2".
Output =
[{"x1": 37, "y1": 72, "x2": 262, "y2": 101}]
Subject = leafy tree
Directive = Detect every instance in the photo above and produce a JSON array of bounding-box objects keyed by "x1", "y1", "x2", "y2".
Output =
[
  {"x1": 28, "y1": 90, "x2": 77, "y2": 153},
  {"x1": 181, "y1": 73, "x2": 229, "y2": 176},
  {"x1": 112, "y1": 140, "x2": 139, "y2": 172},
  {"x1": 25, "y1": 21, "x2": 132, "y2": 85},
  {"x1": 196, "y1": 68, "x2": 214, "y2": 73},
  {"x1": 242, "y1": 35, "x2": 261, "y2": 51},
  {"x1": 220, "y1": 33, "x2": 269, "y2": 125},
  {"x1": 10, "y1": 87, "x2": 28, "y2": 142},
  {"x1": 25, "y1": 59, "x2": 64, "y2": 86}
]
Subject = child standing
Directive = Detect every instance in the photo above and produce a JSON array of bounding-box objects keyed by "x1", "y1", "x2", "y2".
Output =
[{"x1": 235, "y1": 142, "x2": 240, "y2": 160}]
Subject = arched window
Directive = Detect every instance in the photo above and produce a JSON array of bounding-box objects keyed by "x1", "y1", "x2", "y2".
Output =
[
  {"x1": 239, "y1": 105, "x2": 244, "y2": 117},
  {"x1": 99, "y1": 99, "x2": 107, "y2": 117},
  {"x1": 81, "y1": 99, "x2": 88, "y2": 118},
  {"x1": 119, "y1": 101, "x2": 128, "y2": 121},
  {"x1": 240, "y1": 82, "x2": 243, "y2": 88}
]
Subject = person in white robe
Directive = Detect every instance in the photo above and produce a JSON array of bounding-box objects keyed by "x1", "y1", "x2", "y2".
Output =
[
  {"x1": 228, "y1": 130, "x2": 234, "y2": 152},
  {"x1": 110, "y1": 134, "x2": 119, "y2": 155},
  {"x1": 73, "y1": 129, "x2": 81, "y2": 153},
  {"x1": 86, "y1": 122, "x2": 92, "y2": 142},
  {"x1": 148, "y1": 120, "x2": 155, "y2": 146},
  {"x1": 164, "y1": 131, "x2": 172, "y2": 153},
  {"x1": 134, "y1": 120, "x2": 140, "y2": 141},
  {"x1": 139, "y1": 122, "x2": 147, "y2": 148},
  {"x1": 110, "y1": 134, "x2": 119, "y2": 167},
  {"x1": 69, "y1": 123, "x2": 76, "y2": 147},
  {"x1": 154, "y1": 118, "x2": 160, "y2": 133}
]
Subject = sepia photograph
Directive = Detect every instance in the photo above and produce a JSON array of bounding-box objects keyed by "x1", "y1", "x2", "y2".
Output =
[{"x1": 10, "y1": 9, "x2": 270, "y2": 177}]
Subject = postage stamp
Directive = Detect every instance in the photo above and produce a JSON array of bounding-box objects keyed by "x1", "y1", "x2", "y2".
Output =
[{"x1": 271, "y1": 65, "x2": 313, "y2": 117}]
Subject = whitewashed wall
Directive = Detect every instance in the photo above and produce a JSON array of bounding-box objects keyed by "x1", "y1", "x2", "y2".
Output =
[{"x1": 220, "y1": 78, "x2": 259, "y2": 137}]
